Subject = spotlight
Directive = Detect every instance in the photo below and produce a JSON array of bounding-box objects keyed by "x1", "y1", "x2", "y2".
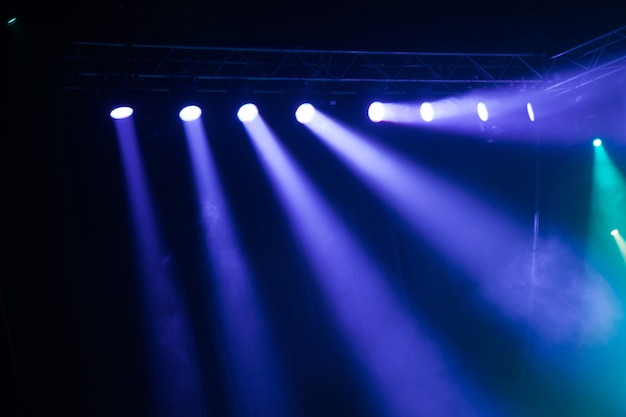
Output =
[
  {"x1": 237, "y1": 103, "x2": 259, "y2": 123},
  {"x1": 526, "y1": 102, "x2": 535, "y2": 122},
  {"x1": 593, "y1": 138, "x2": 603, "y2": 147},
  {"x1": 477, "y1": 102, "x2": 489, "y2": 122},
  {"x1": 420, "y1": 102, "x2": 434, "y2": 122},
  {"x1": 110, "y1": 106, "x2": 134, "y2": 120},
  {"x1": 179, "y1": 105, "x2": 202, "y2": 122},
  {"x1": 368, "y1": 101, "x2": 385, "y2": 123},
  {"x1": 295, "y1": 103, "x2": 316, "y2": 124},
  {"x1": 611, "y1": 229, "x2": 619, "y2": 237}
]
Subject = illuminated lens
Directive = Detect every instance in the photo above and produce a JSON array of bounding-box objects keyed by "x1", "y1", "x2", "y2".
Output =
[
  {"x1": 420, "y1": 102, "x2": 434, "y2": 122},
  {"x1": 593, "y1": 138, "x2": 602, "y2": 147},
  {"x1": 368, "y1": 101, "x2": 385, "y2": 122},
  {"x1": 295, "y1": 103, "x2": 316, "y2": 124},
  {"x1": 527, "y1": 102, "x2": 535, "y2": 122},
  {"x1": 611, "y1": 229, "x2": 619, "y2": 236},
  {"x1": 237, "y1": 103, "x2": 259, "y2": 123},
  {"x1": 110, "y1": 106, "x2": 134, "y2": 120},
  {"x1": 477, "y1": 102, "x2": 489, "y2": 122},
  {"x1": 179, "y1": 105, "x2": 202, "y2": 122}
]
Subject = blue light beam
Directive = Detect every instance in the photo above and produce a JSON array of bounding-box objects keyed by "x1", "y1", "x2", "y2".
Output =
[
  {"x1": 242, "y1": 116, "x2": 493, "y2": 417},
  {"x1": 113, "y1": 117, "x2": 206, "y2": 417},
  {"x1": 302, "y1": 109, "x2": 620, "y2": 345},
  {"x1": 182, "y1": 118, "x2": 292, "y2": 417}
]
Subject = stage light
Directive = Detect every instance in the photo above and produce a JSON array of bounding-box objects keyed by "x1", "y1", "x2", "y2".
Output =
[
  {"x1": 237, "y1": 103, "x2": 259, "y2": 123},
  {"x1": 526, "y1": 102, "x2": 535, "y2": 122},
  {"x1": 593, "y1": 138, "x2": 603, "y2": 147},
  {"x1": 179, "y1": 105, "x2": 202, "y2": 122},
  {"x1": 368, "y1": 101, "x2": 385, "y2": 123},
  {"x1": 611, "y1": 229, "x2": 619, "y2": 237},
  {"x1": 420, "y1": 102, "x2": 434, "y2": 122},
  {"x1": 110, "y1": 106, "x2": 134, "y2": 120},
  {"x1": 6, "y1": 17, "x2": 17, "y2": 26},
  {"x1": 295, "y1": 103, "x2": 316, "y2": 124},
  {"x1": 477, "y1": 102, "x2": 489, "y2": 122}
]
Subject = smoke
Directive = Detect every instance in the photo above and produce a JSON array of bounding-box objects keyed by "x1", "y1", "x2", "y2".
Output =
[{"x1": 494, "y1": 235, "x2": 622, "y2": 345}]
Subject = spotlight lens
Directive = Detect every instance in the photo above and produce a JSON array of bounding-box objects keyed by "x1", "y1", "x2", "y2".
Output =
[
  {"x1": 237, "y1": 103, "x2": 259, "y2": 123},
  {"x1": 593, "y1": 138, "x2": 602, "y2": 147},
  {"x1": 477, "y1": 102, "x2": 489, "y2": 122},
  {"x1": 611, "y1": 229, "x2": 619, "y2": 236},
  {"x1": 179, "y1": 105, "x2": 202, "y2": 122},
  {"x1": 295, "y1": 103, "x2": 316, "y2": 124},
  {"x1": 368, "y1": 101, "x2": 385, "y2": 122},
  {"x1": 420, "y1": 102, "x2": 434, "y2": 122},
  {"x1": 527, "y1": 102, "x2": 535, "y2": 122},
  {"x1": 110, "y1": 106, "x2": 134, "y2": 120}
]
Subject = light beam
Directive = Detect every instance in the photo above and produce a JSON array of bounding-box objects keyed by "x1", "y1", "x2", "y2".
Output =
[
  {"x1": 302, "y1": 110, "x2": 620, "y2": 344},
  {"x1": 242, "y1": 116, "x2": 492, "y2": 417},
  {"x1": 113, "y1": 116, "x2": 206, "y2": 416},
  {"x1": 182, "y1": 117, "x2": 291, "y2": 417}
]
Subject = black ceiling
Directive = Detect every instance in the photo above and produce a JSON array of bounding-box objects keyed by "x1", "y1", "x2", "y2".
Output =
[{"x1": 7, "y1": 0, "x2": 626, "y2": 53}]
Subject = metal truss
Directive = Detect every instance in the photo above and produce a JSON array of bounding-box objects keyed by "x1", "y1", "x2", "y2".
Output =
[
  {"x1": 543, "y1": 26, "x2": 626, "y2": 97},
  {"x1": 65, "y1": 27, "x2": 626, "y2": 96},
  {"x1": 65, "y1": 42, "x2": 546, "y2": 94}
]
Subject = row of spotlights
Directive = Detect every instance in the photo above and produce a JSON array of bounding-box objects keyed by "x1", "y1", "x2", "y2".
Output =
[
  {"x1": 110, "y1": 103, "x2": 604, "y2": 149},
  {"x1": 110, "y1": 103, "x2": 313, "y2": 124},
  {"x1": 111, "y1": 102, "x2": 535, "y2": 124},
  {"x1": 110, "y1": 101, "x2": 544, "y2": 126},
  {"x1": 368, "y1": 101, "x2": 534, "y2": 123}
]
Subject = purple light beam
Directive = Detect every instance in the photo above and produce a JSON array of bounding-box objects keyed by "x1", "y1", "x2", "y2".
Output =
[
  {"x1": 304, "y1": 110, "x2": 621, "y2": 345},
  {"x1": 113, "y1": 117, "x2": 206, "y2": 417},
  {"x1": 242, "y1": 116, "x2": 496, "y2": 417},
  {"x1": 182, "y1": 119, "x2": 292, "y2": 417}
]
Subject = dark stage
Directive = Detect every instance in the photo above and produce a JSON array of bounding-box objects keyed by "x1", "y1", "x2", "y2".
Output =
[{"x1": 5, "y1": 2, "x2": 626, "y2": 417}]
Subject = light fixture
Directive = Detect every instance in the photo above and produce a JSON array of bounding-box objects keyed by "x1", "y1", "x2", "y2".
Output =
[
  {"x1": 179, "y1": 105, "x2": 202, "y2": 122},
  {"x1": 110, "y1": 106, "x2": 134, "y2": 120}
]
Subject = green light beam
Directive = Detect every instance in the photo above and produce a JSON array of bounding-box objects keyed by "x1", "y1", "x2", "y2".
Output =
[{"x1": 588, "y1": 142, "x2": 626, "y2": 273}]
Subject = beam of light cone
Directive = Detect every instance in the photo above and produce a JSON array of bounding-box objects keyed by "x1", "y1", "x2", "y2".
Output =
[
  {"x1": 303, "y1": 110, "x2": 620, "y2": 345},
  {"x1": 589, "y1": 144, "x2": 626, "y2": 270},
  {"x1": 242, "y1": 116, "x2": 492, "y2": 417},
  {"x1": 181, "y1": 118, "x2": 291, "y2": 417},
  {"x1": 113, "y1": 117, "x2": 206, "y2": 416}
]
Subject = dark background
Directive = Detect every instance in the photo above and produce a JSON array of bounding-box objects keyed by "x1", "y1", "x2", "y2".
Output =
[{"x1": 5, "y1": 1, "x2": 626, "y2": 416}]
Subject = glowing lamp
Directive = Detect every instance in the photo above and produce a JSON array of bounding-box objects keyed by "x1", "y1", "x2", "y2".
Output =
[{"x1": 110, "y1": 106, "x2": 134, "y2": 120}]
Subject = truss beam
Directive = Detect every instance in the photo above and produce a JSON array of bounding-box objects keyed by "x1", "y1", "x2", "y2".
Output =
[
  {"x1": 65, "y1": 28, "x2": 626, "y2": 96},
  {"x1": 543, "y1": 26, "x2": 626, "y2": 97},
  {"x1": 65, "y1": 42, "x2": 546, "y2": 94}
]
